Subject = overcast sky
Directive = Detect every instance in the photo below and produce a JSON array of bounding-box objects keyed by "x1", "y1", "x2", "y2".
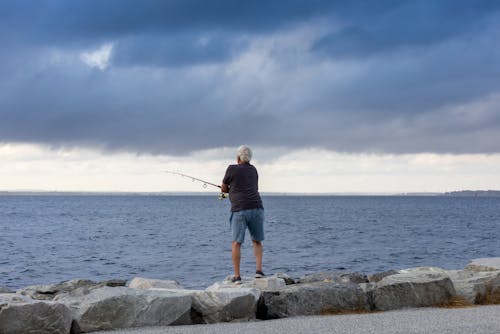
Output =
[{"x1": 1, "y1": 1, "x2": 500, "y2": 193}]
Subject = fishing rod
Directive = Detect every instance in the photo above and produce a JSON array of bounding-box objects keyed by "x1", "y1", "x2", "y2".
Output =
[{"x1": 164, "y1": 170, "x2": 228, "y2": 199}]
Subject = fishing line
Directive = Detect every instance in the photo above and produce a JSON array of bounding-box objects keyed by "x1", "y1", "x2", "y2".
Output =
[{"x1": 164, "y1": 170, "x2": 228, "y2": 199}]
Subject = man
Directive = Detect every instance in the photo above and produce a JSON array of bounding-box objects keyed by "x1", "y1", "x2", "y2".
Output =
[{"x1": 221, "y1": 145, "x2": 265, "y2": 284}]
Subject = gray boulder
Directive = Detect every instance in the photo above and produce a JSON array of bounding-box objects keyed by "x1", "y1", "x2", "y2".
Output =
[
  {"x1": 191, "y1": 288, "x2": 260, "y2": 323},
  {"x1": 466, "y1": 258, "x2": 500, "y2": 272},
  {"x1": 55, "y1": 286, "x2": 192, "y2": 332},
  {"x1": 298, "y1": 271, "x2": 369, "y2": 284},
  {"x1": 0, "y1": 293, "x2": 73, "y2": 334},
  {"x1": 258, "y1": 282, "x2": 369, "y2": 319},
  {"x1": 128, "y1": 277, "x2": 182, "y2": 290},
  {"x1": 18, "y1": 278, "x2": 127, "y2": 300},
  {"x1": 369, "y1": 267, "x2": 456, "y2": 310},
  {"x1": 447, "y1": 269, "x2": 500, "y2": 304},
  {"x1": 0, "y1": 287, "x2": 13, "y2": 293}
]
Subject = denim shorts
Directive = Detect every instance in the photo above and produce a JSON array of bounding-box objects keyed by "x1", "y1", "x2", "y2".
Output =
[{"x1": 230, "y1": 208, "x2": 264, "y2": 243}]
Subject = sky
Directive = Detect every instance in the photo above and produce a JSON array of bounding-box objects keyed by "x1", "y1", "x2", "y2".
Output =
[{"x1": 1, "y1": 0, "x2": 500, "y2": 193}]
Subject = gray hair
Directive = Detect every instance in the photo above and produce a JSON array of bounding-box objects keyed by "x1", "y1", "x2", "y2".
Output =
[{"x1": 237, "y1": 145, "x2": 252, "y2": 163}]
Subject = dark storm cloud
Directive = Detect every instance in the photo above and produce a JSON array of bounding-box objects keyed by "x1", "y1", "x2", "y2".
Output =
[
  {"x1": 1, "y1": 0, "x2": 500, "y2": 155},
  {"x1": 312, "y1": 1, "x2": 500, "y2": 58},
  {"x1": 0, "y1": 1, "x2": 335, "y2": 43}
]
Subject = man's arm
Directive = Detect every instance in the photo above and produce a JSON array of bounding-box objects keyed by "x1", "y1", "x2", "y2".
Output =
[{"x1": 221, "y1": 183, "x2": 229, "y2": 193}]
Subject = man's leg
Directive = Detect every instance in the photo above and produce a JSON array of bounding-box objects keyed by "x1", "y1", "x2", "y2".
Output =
[
  {"x1": 252, "y1": 240, "x2": 263, "y2": 272},
  {"x1": 232, "y1": 241, "x2": 242, "y2": 277}
]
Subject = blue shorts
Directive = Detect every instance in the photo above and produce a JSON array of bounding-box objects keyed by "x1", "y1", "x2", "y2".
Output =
[{"x1": 230, "y1": 208, "x2": 264, "y2": 243}]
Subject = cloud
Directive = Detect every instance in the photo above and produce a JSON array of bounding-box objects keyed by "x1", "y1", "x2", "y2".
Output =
[
  {"x1": 111, "y1": 32, "x2": 243, "y2": 67},
  {"x1": 311, "y1": 1, "x2": 500, "y2": 58},
  {"x1": 1, "y1": 1, "x2": 500, "y2": 156},
  {"x1": 80, "y1": 43, "x2": 113, "y2": 70}
]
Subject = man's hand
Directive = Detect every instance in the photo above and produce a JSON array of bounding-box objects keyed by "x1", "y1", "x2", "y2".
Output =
[{"x1": 221, "y1": 183, "x2": 229, "y2": 193}]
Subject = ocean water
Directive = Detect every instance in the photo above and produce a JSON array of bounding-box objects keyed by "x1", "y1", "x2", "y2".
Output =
[{"x1": 1, "y1": 195, "x2": 499, "y2": 290}]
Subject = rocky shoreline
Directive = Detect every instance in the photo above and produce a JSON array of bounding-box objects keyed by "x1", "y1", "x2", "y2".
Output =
[{"x1": 1, "y1": 258, "x2": 499, "y2": 334}]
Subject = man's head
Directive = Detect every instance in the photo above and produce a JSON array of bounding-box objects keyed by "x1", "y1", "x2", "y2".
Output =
[{"x1": 237, "y1": 145, "x2": 252, "y2": 163}]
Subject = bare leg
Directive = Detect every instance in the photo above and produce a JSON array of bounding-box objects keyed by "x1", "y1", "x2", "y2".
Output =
[
  {"x1": 232, "y1": 241, "x2": 242, "y2": 277},
  {"x1": 252, "y1": 240, "x2": 263, "y2": 272}
]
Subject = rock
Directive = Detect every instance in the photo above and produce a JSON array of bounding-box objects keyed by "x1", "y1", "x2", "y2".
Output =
[
  {"x1": 368, "y1": 270, "x2": 399, "y2": 283},
  {"x1": 0, "y1": 293, "x2": 73, "y2": 334},
  {"x1": 128, "y1": 277, "x2": 182, "y2": 290},
  {"x1": 481, "y1": 274, "x2": 500, "y2": 304},
  {"x1": 18, "y1": 279, "x2": 96, "y2": 300},
  {"x1": 0, "y1": 287, "x2": 13, "y2": 293},
  {"x1": 276, "y1": 273, "x2": 296, "y2": 285},
  {"x1": 466, "y1": 258, "x2": 500, "y2": 272},
  {"x1": 56, "y1": 286, "x2": 192, "y2": 332},
  {"x1": 18, "y1": 278, "x2": 126, "y2": 300},
  {"x1": 258, "y1": 282, "x2": 369, "y2": 319},
  {"x1": 102, "y1": 279, "x2": 128, "y2": 287},
  {"x1": 370, "y1": 267, "x2": 456, "y2": 311},
  {"x1": 207, "y1": 275, "x2": 286, "y2": 292},
  {"x1": 298, "y1": 271, "x2": 369, "y2": 284},
  {"x1": 447, "y1": 269, "x2": 500, "y2": 304},
  {"x1": 190, "y1": 288, "x2": 260, "y2": 323}
]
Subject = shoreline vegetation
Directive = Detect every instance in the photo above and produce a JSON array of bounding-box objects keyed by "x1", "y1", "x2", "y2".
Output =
[
  {"x1": 1, "y1": 258, "x2": 499, "y2": 333},
  {"x1": 1, "y1": 190, "x2": 500, "y2": 196}
]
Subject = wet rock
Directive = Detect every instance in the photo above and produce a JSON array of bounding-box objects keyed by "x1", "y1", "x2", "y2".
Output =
[
  {"x1": 0, "y1": 287, "x2": 13, "y2": 293},
  {"x1": 128, "y1": 277, "x2": 182, "y2": 290},
  {"x1": 297, "y1": 271, "x2": 369, "y2": 284},
  {"x1": 0, "y1": 293, "x2": 73, "y2": 334},
  {"x1": 369, "y1": 267, "x2": 456, "y2": 311},
  {"x1": 258, "y1": 282, "x2": 369, "y2": 319},
  {"x1": 55, "y1": 286, "x2": 192, "y2": 332}
]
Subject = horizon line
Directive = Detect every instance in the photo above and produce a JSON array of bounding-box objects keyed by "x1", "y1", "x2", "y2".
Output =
[{"x1": 1, "y1": 190, "x2": 498, "y2": 196}]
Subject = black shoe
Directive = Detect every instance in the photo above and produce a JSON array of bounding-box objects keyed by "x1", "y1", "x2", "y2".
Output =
[
  {"x1": 255, "y1": 270, "x2": 265, "y2": 278},
  {"x1": 231, "y1": 276, "x2": 242, "y2": 284}
]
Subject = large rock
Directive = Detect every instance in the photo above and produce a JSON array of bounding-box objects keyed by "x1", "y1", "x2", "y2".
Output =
[
  {"x1": 207, "y1": 275, "x2": 286, "y2": 291},
  {"x1": 0, "y1": 293, "x2": 73, "y2": 334},
  {"x1": 368, "y1": 270, "x2": 399, "y2": 283},
  {"x1": 0, "y1": 287, "x2": 13, "y2": 293},
  {"x1": 369, "y1": 267, "x2": 456, "y2": 310},
  {"x1": 55, "y1": 286, "x2": 191, "y2": 332},
  {"x1": 298, "y1": 271, "x2": 369, "y2": 284},
  {"x1": 18, "y1": 278, "x2": 127, "y2": 300},
  {"x1": 447, "y1": 269, "x2": 500, "y2": 304},
  {"x1": 191, "y1": 288, "x2": 260, "y2": 323},
  {"x1": 466, "y1": 258, "x2": 500, "y2": 272},
  {"x1": 128, "y1": 277, "x2": 182, "y2": 290},
  {"x1": 258, "y1": 282, "x2": 369, "y2": 319}
]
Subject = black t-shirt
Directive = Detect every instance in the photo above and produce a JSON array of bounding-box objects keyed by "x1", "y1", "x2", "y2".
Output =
[{"x1": 222, "y1": 163, "x2": 264, "y2": 212}]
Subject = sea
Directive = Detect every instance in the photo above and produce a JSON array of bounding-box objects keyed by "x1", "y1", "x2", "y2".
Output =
[{"x1": 1, "y1": 195, "x2": 499, "y2": 290}]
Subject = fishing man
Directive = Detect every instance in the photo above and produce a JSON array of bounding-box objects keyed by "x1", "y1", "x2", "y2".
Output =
[{"x1": 221, "y1": 145, "x2": 265, "y2": 284}]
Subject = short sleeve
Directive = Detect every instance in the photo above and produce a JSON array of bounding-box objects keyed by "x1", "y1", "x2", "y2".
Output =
[{"x1": 222, "y1": 165, "x2": 233, "y2": 185}]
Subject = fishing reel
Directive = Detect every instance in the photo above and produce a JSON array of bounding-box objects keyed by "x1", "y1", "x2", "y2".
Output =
[{"x1": 218, "y1": 193, "x2": 228, "y2": 200}]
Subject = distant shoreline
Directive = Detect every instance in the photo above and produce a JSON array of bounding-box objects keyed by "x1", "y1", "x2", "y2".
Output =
[{"x1": 1, "y1": 190, "x2": 499, "y2": 196}]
